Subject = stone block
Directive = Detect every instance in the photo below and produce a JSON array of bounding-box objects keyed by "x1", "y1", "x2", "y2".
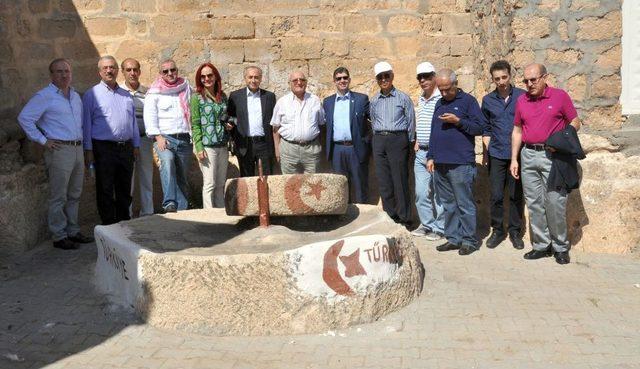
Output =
[
  {"x1": 538, "y1": 0, "x2": 560, "y2": 11},
  {"x1": 558, "y1": 20, "x2": 569, "y2": 41},
  {"x1": 244, "y1": 39, "x2": 281, "y2": 62},
  {"x1": 61, "y1": 0, "x2": 104, "y2": 12},
  {"x1": 300, "y1": 15, "x2": 344, "y2": 34},
  {"x1": 156, "y1": 0, "x2": 201, "y2": 12},
  {"x1": 321, "y1": 38, "x2": 349, "y2": 58},
  {"x1": 421, "y1": 14, "x2": 442, "y2": 34},
  {"x1": 570, "y1": 0, "x2": 600, "y2": 11},
  {"x1": 546, "y1": 49, "x2": 582, "y2": 64},
  {"x1": 343, "y1": 14, "x2": 381, "y2": 34},
  {"x1": 17, "y1": 42, "x2": 55, "y2": 62},
  {"x1": 449, "y1": 35, "x2": 473, "y2": 56},
  {"x1": 280, "y1": 37, "x2": 323, "y2": 60},
  {"x1": 584, "y1": 104, "x2": 622, "y2": 130},
  {"x1": 28, "y1": 0, "x2": 49, "y2": 13},
  {"x1": 394, "y1": 37, "x2": 420, "y2": 57},
  {"x1": 121, "y1": 0, "x2": 157, "y2": 12},
  {"x1": 457, "y1": 74, "x2": 475, "y2": 93},
  {"x1": 38, "y1": 19, "x2": 77, "y2": 39},
  {"x1": 511, "y1": 49, "x2": 536, "y2": 70},
  {"x1": 84, "y1": 17, "x2": 127, "y2": 37},
  {"x1": 225, "y1": 174, "x2": 348, "y2": 216},
  {"x1": 207, "y1": 40, "x2": 245, "y2": 66},
  {"x1": 210, "y1": 17, "x2": 254, "y2": 39},
  {"x1": 512, "y1": 16, "x2": 550, "y2": 42},
  {"x1": 349, "y1": 37, "x2": 392, "y2": 59},
  {"x1": 441, "y1": 13, "x2": 473, "y2": 35},
  {"x1": 62, "y1": 40, "x2": 99, "y2": 62},
  {"x1": 387, "y1": 15, "x2": 422, "y2": 34},
  {"x1": 115, "y1": 40, "x2": 162, "y2": 65},
  {"x1": 171, "y1": 40, "x2": 208, "y2": 78},
  {"x1": 419, "y1": 35, "x2": 450, "y2": 56},
  {"x1": 254, "y1": 16, "x2": 300, "y2": 38},
  {"x1": 150, "y1": 15, "x2": 189, "y2": 40},
  {"x1": 577, "y1": 11, "x2": 621, "y2": 41},
  {"x1": 191, "y1": 19, "x2": 211, "y2": 39},
  {"x1": 0, "y1": 43, "x2": 12, "y2": 63},
  {"x1": 565, "y1": 74, "x2": 586, "y2": 102},
  {"x1": 591, "y1": 74, "x2": 621, "y2": 99},
  {"x1": 595, "y1": 45, "x2": 621, "y2": 70},
  {"x1": 428, "y1": 0, "x2": 458, "y2": 13}
]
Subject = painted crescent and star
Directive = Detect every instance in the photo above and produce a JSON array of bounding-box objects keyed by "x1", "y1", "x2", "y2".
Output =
[{"x1": 322, "y1": 240, "x2": 367, "y2": 296}]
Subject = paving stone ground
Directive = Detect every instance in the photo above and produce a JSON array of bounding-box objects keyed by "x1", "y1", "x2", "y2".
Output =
[{"x1": 1, "y1": 234, "x2": 639, "y2": 369}]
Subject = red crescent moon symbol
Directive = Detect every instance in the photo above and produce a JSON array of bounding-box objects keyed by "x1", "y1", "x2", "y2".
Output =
[
  {"x1": 284, "y1": 175, "x2": 314, "y2": 214},
  {"x1": 322, "y1": 240, "x2": 355, "y2": 296}
]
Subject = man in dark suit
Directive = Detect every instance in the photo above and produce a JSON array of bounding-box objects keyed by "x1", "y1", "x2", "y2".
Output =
[
  {"x1": 228, "y1": 66, "x2": 277, "y2": 176},
  {"x1": 323, "y1": 67, "x2": 371, "y2": 203}
]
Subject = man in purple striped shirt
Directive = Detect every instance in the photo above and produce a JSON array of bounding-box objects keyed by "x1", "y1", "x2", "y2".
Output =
[{"x1": 83, "y1": 56, "x2": 140, "y2": 225}]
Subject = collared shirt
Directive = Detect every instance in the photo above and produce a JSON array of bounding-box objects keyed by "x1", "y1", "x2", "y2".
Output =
[
  {"x1": 123, "y1": 83, "x2": 147, "y2": 136},
  {"x1": 416, "y1": 89, "x2": 442, "y2": 147},
  {"x1": 143, "y1": 90, "x2": 191, "y2": 136},
  {"x1": 514, "y1": 86, "x2": 578, "y2": 144},
  {"x1": 428, "y1": 89, "x2": 485, "y2": 165},
  {"x1": 82, "y1": 81, "x2": 140, "y2": 150},
  {"x1": 247, "y1": 87, "x2": 264, "y2": 137},
  {"x1": 270, "y1": 91, "x2": 324, "y2": 142},
  {"x1": 333, "y1": 91, "x2": 351, "y2": 141},
  {"x1": 370, "y1": 87, "x2": 415, "y2": 141},
  {"x1": 17, "y1": 83, "x2": 83, "y2": 145},
  {"x1": 481, "y1": 86, "x2": 525, "y2": 159}
]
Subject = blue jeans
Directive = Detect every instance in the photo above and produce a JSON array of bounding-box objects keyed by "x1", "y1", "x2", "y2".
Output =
[
  {"x1": 434, "y1": 163, "x2": 477, "y2": 248},
  {"x1": 154, "y1": 135, "x2": 193, "y2": 210},
  {"x1": 414, "y1": 149, "x2": 444, "y2": 233}
]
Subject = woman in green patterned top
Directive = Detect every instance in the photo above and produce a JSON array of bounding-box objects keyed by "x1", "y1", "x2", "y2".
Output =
[{"x1": 190, "y1": 62, "x2": 230, "y2": 209}]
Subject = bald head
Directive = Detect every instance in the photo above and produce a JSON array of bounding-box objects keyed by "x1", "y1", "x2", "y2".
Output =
[
  {"x1": 523, "y1": 63, "x2": 548, "y2": 97},
  {"x1": 436, "y1": 68, "x2": 458, "y2": 101},
  {"x1": 289, "y1": 70, "x2": 307, "y2": 99},
  {"x1": 524, "y1": 63, "x2": 547, "y2": 76}
]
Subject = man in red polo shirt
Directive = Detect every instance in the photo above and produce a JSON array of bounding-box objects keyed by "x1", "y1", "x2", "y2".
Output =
[{"x1": 510, "y1": 63, "x2": 581, "y2": 265}]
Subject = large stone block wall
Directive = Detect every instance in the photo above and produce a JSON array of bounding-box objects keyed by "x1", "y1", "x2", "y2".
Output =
[{"x1": 0, "y1": 0, "x2": 631, "y2": 255}]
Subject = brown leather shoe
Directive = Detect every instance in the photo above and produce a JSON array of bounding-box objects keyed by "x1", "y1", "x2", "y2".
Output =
[{"x1": 53, "y1": 238, "x2": 78, "y2": 250}]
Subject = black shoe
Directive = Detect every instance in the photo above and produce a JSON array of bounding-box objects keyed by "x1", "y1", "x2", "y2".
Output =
[
  {"x1": 436, "y1": 242, "x2": 460, "y2": 252},
  {"x1": 163, "y1": 204, "x2": 177, "y2": 213},
  {"x1": 554, "y1": 251, "x2": 570, "y2": 265},
  {"x1": 53, "y1": 238, "x2": 78, "y2": 250},
  {"x1": 458, "y1": 245, "x2": 478, "y2": 256},
  {"x1": 68, "y1": 232, "x2": 94, "y2": 244},
  {"x1": 485, "y1": 231, "x2": 506, "y2": 249},
  {"x1": 523, "y1": 248, "x2": 552, "y2": 260},
  {"x1": 509, "y1": 234, "x2": 525, "y2": 250}
]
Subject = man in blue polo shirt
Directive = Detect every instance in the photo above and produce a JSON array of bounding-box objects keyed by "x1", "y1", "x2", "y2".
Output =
[
  {"x1": 427, "y1": 68, "x2": 485, "y2": 255},
  {"x1": 481, "y1": 60, "x2": 526, "y2": 250}
]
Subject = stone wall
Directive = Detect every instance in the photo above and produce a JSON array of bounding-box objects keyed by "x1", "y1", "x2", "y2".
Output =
[{"x1": 0, "y1": 0, "x2": 632, "y2": 256}]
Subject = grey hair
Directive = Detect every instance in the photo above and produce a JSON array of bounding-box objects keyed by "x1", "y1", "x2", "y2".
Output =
[
  {"x1": 97, "y1": 55, "x2": 118, "y2": 69},
  {"x1": 244, "y1": 65, "x2": 262, "y2": 76},
  {"x1": 436, "y1": 68, "x2": 457, "y2": 84},
  {"x1": 159, "y1": 59, "x2": 177, "y2": 70}
]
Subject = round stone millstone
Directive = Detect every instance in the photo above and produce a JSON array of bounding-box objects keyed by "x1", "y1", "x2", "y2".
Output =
[{"x1": 94, "y1": 205, "x2": 424, "y2": 336}]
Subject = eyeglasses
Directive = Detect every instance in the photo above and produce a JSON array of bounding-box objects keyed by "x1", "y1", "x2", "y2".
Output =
[
  {"x1": 376, "y1": 72, "x2": 392, "y2": 80},
  {"x1": 162, "y1": 68, "x2": 177, "y2": 75},
  {"x1": 201, "y1": 73, "x2": 215, "y2": 79},
  {"x1": 290, "y1": 78, "x2": 307, "y2": 83},
  {"x1": 416, "y1": 73, "x2": 434, "y2": 81},
  {"x1": 335, "y1": 75, "x2": 350, "y2": 81},
  {"x1": 523, "y1": 74, "x2": 545, "y2": 85}
]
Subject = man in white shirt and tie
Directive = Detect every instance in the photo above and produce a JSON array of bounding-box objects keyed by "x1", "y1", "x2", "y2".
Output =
[
  {"x1": 271, "y1": 71, "x2": 325, "y2": 174},
  {"x1": 17, "y1": 58, "x2": 94, "y2": 250}
]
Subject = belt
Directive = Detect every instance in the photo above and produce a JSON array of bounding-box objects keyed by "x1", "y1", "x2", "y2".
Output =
[
  {"x1": 250, "y1": 136, "x2": 266, "y2": 143},
  {"x1": 166, "y1": 133, "x2": 190, "y2": 140},
  {"x1": 93, "y1": 139, "x2": 132, "y2": 147},
  {"x1": 524, "y1": 143, "x2": 546, "y2": 151},
  {"x1": 334, "y1": 140, "x2": 353, "y2": 146},
  {"x1": 418, "y1": 144, "x2": 429, "y2": 151},
  {"x1": 374, "y1": 130, "x2": 404, "y2": 136},
  {"x1": 56, "y1": 140, "x2": 82, "y2": 146},
  {"x1": 283, "y1": 136, "x2": 318, "y2": 146}
]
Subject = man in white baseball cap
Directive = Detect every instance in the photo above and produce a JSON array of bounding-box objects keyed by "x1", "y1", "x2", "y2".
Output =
[
  {"x1": 411, "y1": 61, "x2": 445, "y2": 241},
  {"x1": 369, "y1": 61, "x2": 415, "y2": 227}
]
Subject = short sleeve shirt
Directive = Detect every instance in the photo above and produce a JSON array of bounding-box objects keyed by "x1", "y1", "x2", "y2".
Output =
[{"x1": 513, "y1": 86, "x2": 578, "y2": 144}]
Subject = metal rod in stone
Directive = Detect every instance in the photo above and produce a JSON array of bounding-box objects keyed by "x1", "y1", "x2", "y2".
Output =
[{"x1": 257, "y1": 158, "x2": 270, "y2": 227}]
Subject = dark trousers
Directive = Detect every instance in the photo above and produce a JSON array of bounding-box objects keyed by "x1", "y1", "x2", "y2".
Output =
[
  {"x1": 331, "y1": 144, "x2": 368, "y2": 204},
  {"x1": 92, "y1": 139, "x2": 134, "y2": 225},
  {"x1": 489, "y1": 156, "x2": 524, "y2": 236},
  {"x1": 373, "y1": 133, "x2": 410, "y2": 223},
  {"x1": 239, "y1": 138, "x2": 272, "y2": 177}
]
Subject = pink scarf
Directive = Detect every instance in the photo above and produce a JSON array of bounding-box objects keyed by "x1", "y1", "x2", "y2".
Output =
[{"x1": 148, "y1": 77, "x2": 192, "y2": 127}]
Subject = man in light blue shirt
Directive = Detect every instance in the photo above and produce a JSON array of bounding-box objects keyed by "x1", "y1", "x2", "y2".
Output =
[
  {"x1": 17, "y1": 58, "x2": 94, "y2": 250},
  {"x1": 323, "y1": 67, "x2": 371, "y2": 203}
]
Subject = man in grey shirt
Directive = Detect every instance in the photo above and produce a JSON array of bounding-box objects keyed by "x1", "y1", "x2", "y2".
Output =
[{"x1": 369, "y1": 61, "x2": 415, "y2": 226}]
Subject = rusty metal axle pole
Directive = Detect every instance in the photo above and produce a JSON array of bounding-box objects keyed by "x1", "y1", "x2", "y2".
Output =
[{"x1": 257, "y1": 158, "x2": 270, "y2": 227}]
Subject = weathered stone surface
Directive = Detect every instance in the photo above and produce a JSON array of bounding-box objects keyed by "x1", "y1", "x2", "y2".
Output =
[
  {"x1": 538, "y1": 0, "x2": 560, "y2": 11},
  {"x1": 349, "y1": 37, "x2": 392, "y2": 59},
  {"x1": 343, "y1": 14, "x2": 381, "y2": 34},
  {"x1": 254, "y1": 16, "x2": 300, "y2": 38},
  {"x1": 557, "y1": 20, "x2": 569, "y2": 41},
  {"x1": 207, "y1": 40, "x2": 245, "y2": 66},
  {"x1": 547, "y1": 49, "x2": 582, "y2": 64},
  {"x1": 565, "y1": 74, "x2": 586, "y2": 102},
  {"x1": 28, "y1": 0, "x2": 49, "y2": 13},
  {"x1": 321, "y1": 38, "x2": 349, "y2": 57},
  {"x1": 512, "y1": 16, "x2": 550, "y2": 41},
  {"x1": 225, "y1": 174, "x2": 348, "y2": 216},
  {"x1": 592, "y1": 74, "x2": 621, "y2": 99},
  {"x1": 84, "y1": 17, "x2": 127, "y2": 37},
  {"x1": 62, "y1": 0, "x2": 104, "y2": 12},
  {"x1": 441, "y1": 13, "x2": 473, "y2": 34},
  {"x1": 595, "y1": 45, "x2": 621, "y2": 70},
  {"x1": 387, "y1": 15, "x2": 422, "y2": 34},
  {"x1": 210, "y1": 17, "x2": 255, "y2": 39},
  {"x1": 300, "y1": 14, "x2": 344, "y2": 34},
  {"x1": 244, "y1": 39, "x2": 281, "y2": 62},
  {"x1": 449, "y1": 35, "x2": 473, "y2": 56},
  {"x1": 420, "y1": 14, "x2": 442, "y2": 33},
  {"x1": 584, "y1": 104, "x2": 623, "y2": 130},
  {"x1": 280, "y1": 37, "x2": 323, "y2": 60},
  {"x1": 121, "y1": 0, "x2": 157, "y2": 13},
  {"x1": 94, "y1": 205, "x2": 424, "y2": 335},
  {"x1": 577, "y1": 11, "x2": 621, "y2": 41},
  {"x1": 570, "y1": 0, "x2": 600, "y2": 11}
]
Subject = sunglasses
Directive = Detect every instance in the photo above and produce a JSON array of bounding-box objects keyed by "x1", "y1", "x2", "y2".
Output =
[
  {"x1": 376, "y1": 72, "x2": 392, "y2": 80},
  {"x1": 523, "y1": 75, "x2": 545, "y2": 85},
  {"x1": 201, "y1": 73, "x2": 215, "y2": 79},
  {"x1": 162, "y1": 68, "x2": 177, "y2": 75},
  {"x1": 290, "y1": 78, "x2": 307, "y2": 83},
  {"x1": 416, "y1": 73, "x2": 435, "y2": 81},
  {"x1": 335, "y1": 75, "x2": 350, "y2": 81}
]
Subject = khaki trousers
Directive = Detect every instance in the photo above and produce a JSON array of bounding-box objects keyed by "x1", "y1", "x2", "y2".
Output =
[
  {"x1": 279, "y1": 138, "x2": 321, "y2": 174},
  {"x1": 198, "y1": 146, "x2": 229, "y2": 208}
]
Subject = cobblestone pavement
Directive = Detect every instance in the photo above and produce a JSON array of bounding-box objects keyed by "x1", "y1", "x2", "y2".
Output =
[{"x1": 1, "y1": 235, "x2": 639, "y2": 369}]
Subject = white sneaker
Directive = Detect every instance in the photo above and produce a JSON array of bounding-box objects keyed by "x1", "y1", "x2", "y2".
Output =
[
  {"x1": 425, "y1": 232, "x2": 443, "y2": 241},
  {"x1": 411, "y1": 224, "x2": 430, "y2": 236}
]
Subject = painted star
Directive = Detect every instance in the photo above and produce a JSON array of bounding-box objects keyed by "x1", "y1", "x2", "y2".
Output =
[
  {"x1": 305, "y1": 180, "x2": 326, "y2": 200},
  {"x1": 340, "y1": 249, "x2": 367, "y2": 278}
]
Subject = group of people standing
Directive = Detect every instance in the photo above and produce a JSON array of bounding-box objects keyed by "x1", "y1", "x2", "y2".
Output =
[{"x1": 18, "y1": 56, "x2": 581, "y2": 266}]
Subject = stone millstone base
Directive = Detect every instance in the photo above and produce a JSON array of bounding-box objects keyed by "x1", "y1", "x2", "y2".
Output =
[
  {"x1": 224, "y1": 173, "x2": 348, "y2": 216},
  {"x1": 94, "y1": 205, "x2": 424, "y2": 336}
]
